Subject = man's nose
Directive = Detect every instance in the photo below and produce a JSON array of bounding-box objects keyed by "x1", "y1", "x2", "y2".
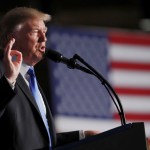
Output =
[{"x1": 38, "y1": 32, "x2": 47, "y2": 42}]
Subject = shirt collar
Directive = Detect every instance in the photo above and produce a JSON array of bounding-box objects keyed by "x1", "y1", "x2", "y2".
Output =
[{"x1": 20, "y1": 62, "x2": 32, "y2": 78}]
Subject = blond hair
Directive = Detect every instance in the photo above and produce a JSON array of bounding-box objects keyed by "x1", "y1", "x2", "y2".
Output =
[{"x1": 0, "y1": 7, "x2": 51, "y2": 49}]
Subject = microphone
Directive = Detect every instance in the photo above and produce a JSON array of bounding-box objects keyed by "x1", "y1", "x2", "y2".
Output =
[
  {"x1": 45, "y1": 49, "x2": 69, "y2": 65},
  {"x1": 45, "y1": 49, "x2": 94, "y2": 74}
]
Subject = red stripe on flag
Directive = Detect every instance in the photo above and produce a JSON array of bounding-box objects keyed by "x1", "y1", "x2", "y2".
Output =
[
  {"x1": 110, "y1": 61, "x2": 150, "y2": 71},
  {"x1": 114, "y1": 113, "x2": 150, "y2": 121},
  {"x1": 109, "y1": 31, "x2": 150, "y2": 46},
  {"x1": 114, "y1": 87, "x2": 150, "y2": 96},
  {"x1": 147, "y1": 139, "x2": 150, "y2": 147}
]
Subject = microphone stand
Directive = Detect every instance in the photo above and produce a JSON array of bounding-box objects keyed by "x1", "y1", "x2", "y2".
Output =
[{"x1": 67, "y1": 54, "x2": 126, "y2": 126}]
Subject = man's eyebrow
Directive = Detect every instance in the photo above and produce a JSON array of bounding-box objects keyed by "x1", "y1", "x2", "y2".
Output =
[{"x1": 31, "y1": 25, "x2": 47, "y2": 30}]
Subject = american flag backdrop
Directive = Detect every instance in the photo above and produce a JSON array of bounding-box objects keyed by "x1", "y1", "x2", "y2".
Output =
[{"x1": 46, "y1": 26, "x2": 150, "y2": 142}]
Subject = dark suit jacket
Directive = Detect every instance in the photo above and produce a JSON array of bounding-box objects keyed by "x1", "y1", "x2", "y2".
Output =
[{"x1": 0, "y1": 66, "x2": 79, "y2": 150}]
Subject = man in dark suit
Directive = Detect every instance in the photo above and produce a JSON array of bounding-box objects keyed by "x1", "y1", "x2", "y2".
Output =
[{"x1": 0, "y1": 7, "x2": 98, "y2": 150}]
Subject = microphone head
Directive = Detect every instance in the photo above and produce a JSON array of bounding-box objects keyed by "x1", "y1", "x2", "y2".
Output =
[{"x1": 45, "y1": 49, "x2": 62, "y2": 62}]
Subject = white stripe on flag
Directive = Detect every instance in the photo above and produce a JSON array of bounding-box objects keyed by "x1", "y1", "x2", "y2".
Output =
[
  {"x1": 109, "y1": 70, "x2": 150, "y2": 88},
  {"x1": 111, "y1": 95, "x2": 150, "y2": 113},
  {"x1": 109, "y1": 44, "x2": 150, "y2": 63}
]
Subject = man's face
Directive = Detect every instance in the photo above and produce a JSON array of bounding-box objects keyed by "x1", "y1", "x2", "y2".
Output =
[{"x1": 14, "y1": 18, "x2": 47, "y2": 66}]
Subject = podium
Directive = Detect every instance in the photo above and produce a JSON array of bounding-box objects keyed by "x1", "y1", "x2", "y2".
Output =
[{"x1": 54, "y1": 122, "x2": 148, "y2": 150}]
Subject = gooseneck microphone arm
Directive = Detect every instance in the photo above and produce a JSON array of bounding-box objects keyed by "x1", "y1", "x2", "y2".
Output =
[
  {"x1": 72, "y1": 54, "x2": 126, "y2": 126},
  {"x1": 45, "y1": 49, "x2": 126, "y2": 126}
]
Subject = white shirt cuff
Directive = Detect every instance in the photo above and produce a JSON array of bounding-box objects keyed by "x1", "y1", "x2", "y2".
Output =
[
  {"x1": 79, "y1": 130, "x2": 85, "y2": 140},
  {"x1": 5, "y1": 76, "x2": 16, "y2": 89}
]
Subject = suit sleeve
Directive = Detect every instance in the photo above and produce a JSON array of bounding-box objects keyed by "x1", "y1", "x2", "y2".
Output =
[
  {"x1": 56, "y1": 131, "x2": 80, "y2": 147},
  {"x1": 0, "y1": 76, "x2": 16, "y2": 112}
]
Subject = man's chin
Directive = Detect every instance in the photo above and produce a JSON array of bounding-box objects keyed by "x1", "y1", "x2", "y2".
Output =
[{"x1": 30, "y1": 56, "x2": 43, "y2": 66}]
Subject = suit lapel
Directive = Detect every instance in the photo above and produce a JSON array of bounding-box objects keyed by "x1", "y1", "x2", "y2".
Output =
[{"x1": 16, "y1": 74, "x2": 41, "y2": 115}]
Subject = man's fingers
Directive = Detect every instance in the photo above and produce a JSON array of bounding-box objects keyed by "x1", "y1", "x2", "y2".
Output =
[
  {"x1": 10, "y1": 50, "x2": 22, "y2": 63},
  {"x1": 4, "y1": 38, "x2": 15, "y2": 56},
  {"x1": 3, "y1": 38, "x2": 22, "y2": 64}
]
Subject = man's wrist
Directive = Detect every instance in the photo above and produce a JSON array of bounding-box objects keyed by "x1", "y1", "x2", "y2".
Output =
[{"x1": 4, "y1": 76, "x2": 16, "y2": 89}]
